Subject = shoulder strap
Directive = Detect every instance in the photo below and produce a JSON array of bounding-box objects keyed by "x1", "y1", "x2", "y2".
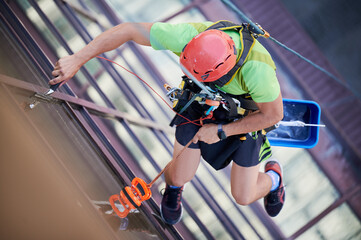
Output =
[
  {"x1": 205, "y1": 21, "x2": 256, "y2": 89},
  {"x1": 205, "y1": 20, "x2": 243, "y2": 31}
]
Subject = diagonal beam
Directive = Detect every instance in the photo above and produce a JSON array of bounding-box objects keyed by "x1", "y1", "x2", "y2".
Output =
[{"x1": 0, "y1": 74, "x2": 174, "y2": 134}]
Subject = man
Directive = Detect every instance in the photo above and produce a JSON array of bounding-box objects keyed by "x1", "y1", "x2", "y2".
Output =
[{"x1": 50, "y1": 21, "x2": 285, "y2": 225}]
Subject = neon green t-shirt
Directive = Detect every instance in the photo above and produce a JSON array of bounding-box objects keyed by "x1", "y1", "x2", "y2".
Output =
[{"x1": 149, "y1": 22, "x2": 280, "y2": 103}]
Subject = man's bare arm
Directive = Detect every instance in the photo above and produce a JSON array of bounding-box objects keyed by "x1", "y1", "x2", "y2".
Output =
[
  {"x1": 50, "y1": 22, "x2": 153, "y2": 85},
  {"x1": 224, "y1": 93, "x2": 283, "y2": 135}
]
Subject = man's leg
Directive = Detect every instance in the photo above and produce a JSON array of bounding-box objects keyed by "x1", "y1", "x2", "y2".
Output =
[
  {"x1": 164, "y1": 139, "x2": 201, "y2": 186},
  {"x1": 230, "y1": 162, "x2": 272, "y2": 205},
  {"x1": 161, "y1": 139, "x2": 201, "y2": 225},
  {"x1": 230, "y1": 158, "x2": 285, "y2": 217}
]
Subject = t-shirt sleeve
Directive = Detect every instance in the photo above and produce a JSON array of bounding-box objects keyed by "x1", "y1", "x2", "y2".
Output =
[
  {"x1": 241, "y1": 61, "x2": 280, "y2": 103},
  {"x1": 150, "y1": 22, "x2": 212, "y2": 55}
]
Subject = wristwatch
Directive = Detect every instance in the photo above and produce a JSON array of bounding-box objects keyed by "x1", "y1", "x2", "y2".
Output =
[{"x1": 217, "y1": 124, "x2": 227, "y2": 140}]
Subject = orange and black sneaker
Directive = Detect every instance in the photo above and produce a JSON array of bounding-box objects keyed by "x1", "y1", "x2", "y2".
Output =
[
  {"x1": 264, "y1": 159, "x2": 285, "y2": 217},
  {"x1": 160, "y1": 185, "x2": 184, "y2": 225}
]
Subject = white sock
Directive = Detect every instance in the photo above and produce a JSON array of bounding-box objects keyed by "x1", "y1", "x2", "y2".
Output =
[{"x1": 266, "y1": 170, "x2": 280, "y2": 191}]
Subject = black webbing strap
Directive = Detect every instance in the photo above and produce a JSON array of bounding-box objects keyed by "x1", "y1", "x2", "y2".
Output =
[
  {"x1": 205, "y1": 21, "x2": 255, "y2": 89},
  {"x1": 219, "y1": 91, "x2": 238, "y2": 119},
  {"x1": 234, "y1": 94, "x2": 259, "y2": 111},
  {"x1": 205, "y1": 20, "x2": 243, "y2": 31}
]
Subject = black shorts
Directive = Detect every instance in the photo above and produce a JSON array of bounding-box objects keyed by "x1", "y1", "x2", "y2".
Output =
[{"x1": 174, "y1": 113, "x2": 272, "y2": 170}]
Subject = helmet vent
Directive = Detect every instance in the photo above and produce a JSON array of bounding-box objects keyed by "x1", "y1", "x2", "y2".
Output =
[
  {"x1": 193, "y1": 69, "x2": 199, "y2": 74},
  {"x1": 215, "y1": 62, "x2": 224, "y2": 69}
]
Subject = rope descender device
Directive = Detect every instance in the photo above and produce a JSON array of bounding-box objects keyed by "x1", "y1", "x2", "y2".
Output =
[
  {"x1": 109, "y1": 140, "x2": 192, "y2": 219},
  {"x1": 109, "y1": 177, "x2": 152, "y2": 218},
  {"x1": 164, "y1": 77, "x2": 222, "y2": 114}
]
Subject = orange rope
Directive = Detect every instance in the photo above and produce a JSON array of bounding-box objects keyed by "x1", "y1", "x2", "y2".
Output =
[
  {"x1": 96, "y1": 56, "x2": 201, "y2": 126},
  {"x1": 147, "y1": 139, "x2": 193, "y2": 188}
]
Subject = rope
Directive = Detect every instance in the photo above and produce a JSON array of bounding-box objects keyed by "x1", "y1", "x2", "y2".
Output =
[
  {"x1": 96, "y1": 56, "x2": 202, "y2": 126},
  {"x1": 147, "y1": 139, "x2": 193, "y2": 188},
  {"x1": 220, "y1": 0, "x2": 355, "y2": 95}
]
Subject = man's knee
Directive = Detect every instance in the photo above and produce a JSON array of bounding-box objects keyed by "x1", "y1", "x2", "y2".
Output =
[
  {"x1": 165, "y1": 173, "x2": 190, "y2": 187},
  {"x1": 231, "y1": 189, "x2": 255, "y2": 206}
]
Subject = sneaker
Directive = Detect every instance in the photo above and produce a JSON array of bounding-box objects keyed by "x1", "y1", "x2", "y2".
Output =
[
  {"x1": 264, "y1": 159, "x2": 285, "y2": 217},
  {"x1": 160, "y1": 185, "x2": 183, "y2": 225}
]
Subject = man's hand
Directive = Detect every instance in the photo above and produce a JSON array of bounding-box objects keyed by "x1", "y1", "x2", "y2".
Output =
[
  {"x1": 192, "y1": 123, "x2": 220, "y2": 144},
  {"x1": 49, "y1": 54, "x2": 84, "y2": 86},
  {"x1": 48, "y1": 22, "x2": 153, "y2": 87}
]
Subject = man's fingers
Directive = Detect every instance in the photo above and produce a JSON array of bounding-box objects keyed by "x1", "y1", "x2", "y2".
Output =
[
  {"x1": 53, "y1": 64, "x2": 60, "y2": 70},
  {"x1": 52, "y1": 69, "x2": 62, "y2": 77},
  {"x1": 49, "y1": 75, "x2": 62, "y2": 85}
]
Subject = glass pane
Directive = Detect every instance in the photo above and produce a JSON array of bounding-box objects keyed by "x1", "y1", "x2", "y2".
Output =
[
  {"x1": 106, "y1": 0, "x2": 192, "y2": 22},
  {"x1": 0, "y1": 17, "x2": 162, "y2": 238},
  {"x1": 105, "y1": 53, "x2": 174, "y2": 124},
  {"x1": 182, "y1": 184, "x2": 233, "y2": 239},
  {"x1": 198, "y1": 163, "x2": 273, "y2": 239},
  {"x1": 270, "y1": 147, "x2": 339, "y2": 236},
  {"x1": 299, "y1": 203, "x2": 361, "y2": 240}
]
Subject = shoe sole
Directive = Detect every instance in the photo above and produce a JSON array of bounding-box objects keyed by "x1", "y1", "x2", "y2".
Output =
[{"x1": 160, "y1": 203, "x2": 183, "y2": 225}]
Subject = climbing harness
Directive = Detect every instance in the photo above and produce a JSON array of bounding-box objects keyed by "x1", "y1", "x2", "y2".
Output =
[
  {"x1": 165, "y1": 75, "x2": 258, "y2": 127},
  {"x1": 166, "y1": 20, "x2": 264, "y2": 126}
]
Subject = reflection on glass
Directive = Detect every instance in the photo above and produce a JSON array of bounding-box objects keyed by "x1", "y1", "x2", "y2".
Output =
[
  {"x1": 299, "y1": 203, "x2": 361, "y2": 240},
  {"x1": 107, "y1": 0, "x2": 192, "y2": 22},
  {"x1": 272, "y1": 147, "x2": 339, "y2": 236}
]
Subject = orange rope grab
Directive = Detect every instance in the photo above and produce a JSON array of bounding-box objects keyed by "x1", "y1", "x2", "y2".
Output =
[{"x1": 109, "y1": 139, "x2": 193, "y2": 218}]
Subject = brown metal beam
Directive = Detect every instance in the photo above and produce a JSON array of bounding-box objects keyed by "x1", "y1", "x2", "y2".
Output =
[{"x1": 0, "y1": 74, "x2": 174, "y2": 134}]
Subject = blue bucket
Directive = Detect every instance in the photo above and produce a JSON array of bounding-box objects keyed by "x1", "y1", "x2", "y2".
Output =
[{"x1": 267, "y1": 99, "x2": 322, "y2": 148}]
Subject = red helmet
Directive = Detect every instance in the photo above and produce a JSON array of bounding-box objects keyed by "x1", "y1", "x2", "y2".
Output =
[{"x1": 180, "y1": 29, "x2": 237, "y2": 83}]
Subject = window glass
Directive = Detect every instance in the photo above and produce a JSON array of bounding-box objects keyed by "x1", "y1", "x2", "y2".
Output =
[
  {"x1": 0, "y1": 24, "x2": 160, "y2": 236},
  {"x1": 106, "y1": 0, "x2": 192, "y2": 22},
  {"x1": 299, "y1": 203, "x2": 361, "y2": 240},
  {"x1": 270, "y1": 143, "x2": 339, "y2": 237}
]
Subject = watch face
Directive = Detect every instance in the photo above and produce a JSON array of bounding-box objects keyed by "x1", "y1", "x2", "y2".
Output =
[
  {"x1": 217, "y1": 124, "x2": 226, "y2": 140},
  {"x1": 218, "y1": 128, "x2": 227, "y2": 140},
  {"x1": 220, "y1": 131, "x2": 227, "y2": 140}
]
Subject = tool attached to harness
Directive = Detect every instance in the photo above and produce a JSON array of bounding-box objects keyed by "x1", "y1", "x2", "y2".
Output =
[
  {"x1": 165, "y1": 76, "x2": 259, "y2": 127},
  {"x1": 165, "y1": 76, "x2": 221, "y2": 114}
]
